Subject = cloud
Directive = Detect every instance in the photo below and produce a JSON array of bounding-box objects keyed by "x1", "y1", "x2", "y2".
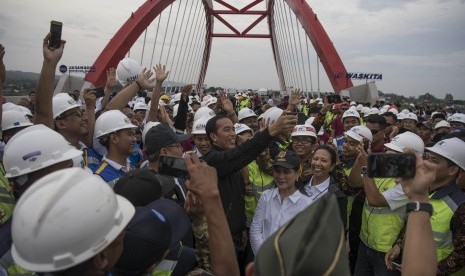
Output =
[{"x1": 1, "y1": 0, "x2": 464, "y2": 99}]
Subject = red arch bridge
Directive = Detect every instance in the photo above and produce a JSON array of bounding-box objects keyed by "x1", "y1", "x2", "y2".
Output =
[{"x1": 83, "y1": 0, "x2": 353, "y2": 95}]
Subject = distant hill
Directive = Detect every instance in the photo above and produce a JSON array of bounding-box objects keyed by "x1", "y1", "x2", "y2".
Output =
[{"x1": 2, "y1": 71, "x2": 61, "y2": 96}]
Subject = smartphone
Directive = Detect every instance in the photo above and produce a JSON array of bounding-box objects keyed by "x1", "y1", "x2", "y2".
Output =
[
  {"x1": 158, "y1": 155, "x2": 189, "y2": 179},
  {"x1": 367, "y1": 153, "x2": 416, "y2": 178},
  {"x1": 326, "y1": 94, "x2": 342, "y2": 104},
  {"x1": 93, "y1": 87, "x2": 105, "y2": 98},
  {"x1": 49, "y1": 21, "x2": 63, "y2": 50},
  {"x1": 392, "y1": 262, "x2": 402, "y2": 270}
]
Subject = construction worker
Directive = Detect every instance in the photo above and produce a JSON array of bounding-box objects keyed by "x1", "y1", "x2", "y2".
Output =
[
  {"x1": 52, "y1": 92, "x2": 101, "y2": 171},
  {"x1": 184, "y1": 116, "x2": 212, "y2": 159},
  {"x1": 9, "y1": 168, "x2": 135, "y2": 276},
  {"x1": 0, "y1": 124, "x2": 83, "y2": 274},
  {"x1": 333, "y1": 109, "x2": 361, "y2": 157},
  {"x1": 93, "y1": 110, "x2": 137, "y2": 186},
  {"x1": 349, "y1": 131, "x2": 425, "y2": 276}
]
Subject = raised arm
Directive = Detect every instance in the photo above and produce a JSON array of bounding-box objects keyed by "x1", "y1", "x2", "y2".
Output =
[
  {"x1": 100, "y1": 68, "x2": 118, "y2": 111},
  {"x1": 105, "y1": 68, "x2": 155, "y2": 111},
  {"x1": 203, "y1": 114, "x2": 297, "y2": 178},
  {"x1": 399, "y1": 150, "x2": 436, "y2": 276},
  {"x1": 147, "y1": 64, "x2": 169, "y2": 123},
  {"x1": 34, "y1": 33, "x2": 66, "y2": 127},
  {"x1": 82, "y1": 89, "x2": 96, "y2": 147},
  {"x1": 173, "y1": 85, "x2": 191, "y2": 131}
]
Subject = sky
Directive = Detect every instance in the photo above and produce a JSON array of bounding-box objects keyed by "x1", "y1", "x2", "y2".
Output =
[{"x1": 1, "y1": 0, "x2": 464, "y2": 99}]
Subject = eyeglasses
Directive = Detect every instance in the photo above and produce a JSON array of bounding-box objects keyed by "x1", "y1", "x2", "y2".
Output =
[
  {"x1": 292, "y1": 138, "x2": 313, "y2": 145},
  {"x1": 59, "y1": 110, "x2": 85, "y2": 119}
]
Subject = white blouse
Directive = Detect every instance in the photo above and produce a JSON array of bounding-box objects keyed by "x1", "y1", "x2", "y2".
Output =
[{"x1": 250, "y1": 188, "x2": 312, "y2": 254}]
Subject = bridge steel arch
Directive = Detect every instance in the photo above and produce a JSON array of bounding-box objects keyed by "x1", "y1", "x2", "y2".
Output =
[
  {"x1": 84, "y1": 0, "x2": 213, "y2": 88},
  {"x1": 84, "y1": 0, "x2": 352, "y2": 93}
]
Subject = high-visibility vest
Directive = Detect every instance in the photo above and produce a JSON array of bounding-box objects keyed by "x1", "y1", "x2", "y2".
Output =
[
  {"x1": 360, "y1": 178, "x2": 404, "y2": 253},
  {"x1": 429, "y1": 183, "x2": 465, "y2": 276},
  {"x1": 244, "y1": 161, "x2": 274, "y2": 227},
  {"x1": 0, "y1": 165, "x2": 15, "y2": 225},
  {"x1": 324, "y1": 112, "x2": 335, "y2": 133},
  {"x1": 342, "y1": 166, "x2": 354, "y2": 230}
]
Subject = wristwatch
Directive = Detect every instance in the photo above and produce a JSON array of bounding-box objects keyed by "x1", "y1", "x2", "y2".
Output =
[
  {"x1": 360, "y1": 166, "x2": 368, "y2": 175},
  {"x1": 406, "y1": 201, "x2": 433, "y2": 216}
]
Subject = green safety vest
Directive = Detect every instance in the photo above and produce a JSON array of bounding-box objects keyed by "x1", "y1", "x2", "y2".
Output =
[
  {"x1": 0, "y1": 165, "x2": 15, "y2": 225},
  {"x1": 429, "y1": 184, "x2": 465, "y2": 276},
  {"x1": 300, "y1": 104, "x2": 309, "y2": 116},
  {"x1": 239, "y1": 98, "x2": 251, "y2": 111},
  {"x1": 342, "y1": 167, "x2": 354, "y2": 230},
  {"x1": 0, "y1": 249, "x2": 35, "y2": 275},
  {"x1": 360, "y1": 178, "x2": 404, "y2": 253},
  {"x1": 244, "y1": 161, "x2": 274, "y2": 227},
  {"x1": 324, "y1": 112, "x2": 335, "y2": 133}
]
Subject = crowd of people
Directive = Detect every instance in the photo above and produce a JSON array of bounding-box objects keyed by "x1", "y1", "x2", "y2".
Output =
[{"x1": 0, "y1": 31, "x2": 464, "y2": 276}]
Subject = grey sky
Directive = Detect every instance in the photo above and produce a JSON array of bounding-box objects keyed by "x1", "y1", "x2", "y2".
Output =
[{"x1": 1, "y1": 0, "x2": 464, "y2": 99}]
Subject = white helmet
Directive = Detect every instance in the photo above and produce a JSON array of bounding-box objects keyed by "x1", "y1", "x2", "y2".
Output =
[
  {"x1": 238, "y1": 107, "x2": 257, "y2": 122},
  {"x1": 397, "y1": 112, "x2": 405, "y2": 120},
  {"x1": 3, "y1": 102, "x2": 18, "y2": 111},
  {"x1": 350, "y1": 101, "x2": 356, "y2": 106},
  {"x1": 360, "y1": 106, "x2": 371, "y2": 115},
  {"x1": 291, "y1": 124, "x2": 317, "y2": 139},
  {"x1": 173, "y1": 93, "x2": 182, "y2": 103},
  {"x1": 426, "y1": 138, "x2": 465, "y2": 170},
  {"x1": 434, "y1": 120, "x2": 450, "y2": 130},
  {"x1": 364, "y1": 107, "x2": 380, "y2": 117},
  {"x1": 94, "y1": 110, "x2": 137, "y2": 139},
  {"x1": 16, "y1": 106, "x2": 33, "y2": 118},
  {"x1": 192, "y1": 116, "x2": 211, "y2": 135},
  {"x1": 356, "y1": 104, "x2": 364, "y2": 112},
  {"x1": 262, "y1": 107, "x2": 283, "y2": 124},
  {"x1": 11, "y1": 168, "x2": 135, "y2": 272},
  {"x1": 401, "y1": 109, "x2": 410, "y2": 114},
  {"x1": 2, "y1": 109, "x2": 33, "y2": 131},
  {"x1": 133, "y1": 102, "x2": 148, "y2": 111},
  {"x1": 205, "y1": 97, "x2": 217, "y2": 107},
  {"x1": 194, "y1": 106, "x2": 215, "y2": 122},
  {"x1": 52, "y1": 93, "x2": 80, "y2": 119},
  {"x1": 344, "y1": 125, "x2": 373, "y2": 143},
  {"x1": 234, "y1": 123, "x2": 253, "y2": 135},
  {"x1": 116, "y1": 58, "x2": 141, "y2": 86},
  {"x1": 449, "y1": 113, "x2": 465, "y2": 124},
  {"x1": 142, "y1": 121, "x2": 161, "y2": 144},
  {"x1": 403, "y1": 112, "x2": 418, "y2": 122},
  {"x1": 384, "y1": 131, "x2": 424, "y2": 155},
  {"x1": 387, "y1": 107, "x2": 399, "y2": 115},
  {"x1": 342, "y1": 109, "x2": 360, "y2": 120},
  {"x1": 3, "y1": 124, "x2": 83, "y2": 179}
]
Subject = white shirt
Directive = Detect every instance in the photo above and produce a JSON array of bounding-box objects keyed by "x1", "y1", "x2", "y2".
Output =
[
  {"x1": 250, "y1": 188, "x2": 312, "y2": 254},
  {"x1": 305, "y1": 176, "x2": 331, "y2": 203},
  {"x1": 102, "y1": 156, "x2": 131, "y2": 173},
  {"x1": 382, "y1": 183, "x2": 409, "y2": 210},
  {"x1": 267, "y1": 98, "x2": 274, "y2": 106}
]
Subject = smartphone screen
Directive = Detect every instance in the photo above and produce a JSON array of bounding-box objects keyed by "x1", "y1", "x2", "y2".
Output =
[
  {"x1": 49, "y1": 21, "x2": 63, "y2": 50},
  {"x1": 158, "y1": 155, "x2": 189, "y2": 179},
  {"x1": 367, "y1": 153, "x2": 416, "y2": 178}
]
